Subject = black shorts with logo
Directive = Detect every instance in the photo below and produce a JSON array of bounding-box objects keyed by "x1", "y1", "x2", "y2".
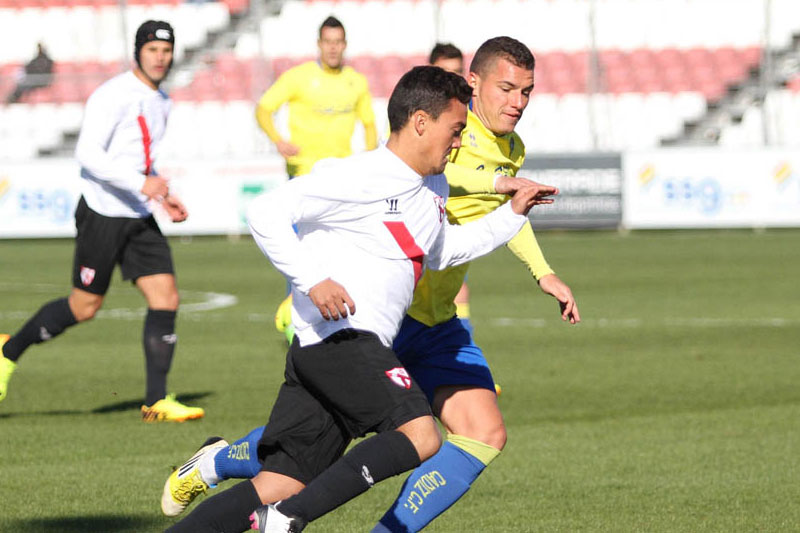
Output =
[
  {"x1": 257, "y1": 329, "x2": 432, "y2": 484},
  {"x1": 72, "y1": 196, "x2": 174, "y2": 295}
]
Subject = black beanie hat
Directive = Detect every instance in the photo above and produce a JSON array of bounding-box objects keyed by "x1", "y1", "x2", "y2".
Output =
[{"x1": 135, "y1": 20, "x2": 175, "y2": 67}]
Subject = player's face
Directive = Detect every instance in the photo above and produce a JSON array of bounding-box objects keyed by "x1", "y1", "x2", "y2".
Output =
[
  {"x1": 318, "y1": 27, "x2": 346, "y2": 69},
  {"x1": 469, "y1": 57, "x2": 534, "y2": 135},
  {"x1": 432, "y1": 57, "x2": 464, "y2": 76},
  {"x1": 424, "y1": 98, "x2": 467, "y2": 175},
  {"x1": 138, "y1": 41, "x2": 173, "y2": 87}
]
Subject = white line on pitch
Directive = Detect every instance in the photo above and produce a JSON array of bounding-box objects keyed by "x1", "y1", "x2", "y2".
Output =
[{"x1": 0, "y1": 289, "x2": 237, "y2": 321}]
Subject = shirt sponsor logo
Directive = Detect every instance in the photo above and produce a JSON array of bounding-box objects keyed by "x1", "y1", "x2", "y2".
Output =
[
  {"x1": 385, "y1": 198, "x2": 400, "y2": 214},
  {"x1": 80, "y1": 266, "x2": 96, "y2": 286},
  {"x1": 385, "y1": 367, "x2": 412, "y2": 389}
]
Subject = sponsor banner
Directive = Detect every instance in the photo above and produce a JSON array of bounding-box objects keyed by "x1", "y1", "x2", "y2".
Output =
[
  {"x1": 0, "y1": 157, "x2": 288, "y2": 238},
  {"x1": 0, "y1": 160, "x2": 81, "y2": 238},
  {"x1": 518, "y1": 153, "x2": 623, "y2": 229},
  {"x1": 623, "y1": 149, "x2": 800, "y2": 228}
]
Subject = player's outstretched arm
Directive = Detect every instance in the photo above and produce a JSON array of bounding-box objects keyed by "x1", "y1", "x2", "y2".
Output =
[
  {"x1": 509, "y1": 184, "x2": 556, "y2": 214},
  {"x1": 538, "y1": 273, "x2": 580, "y2": 324},
  {"x1": 429, "y1": 185, "x2": 552, "y2": 271},
  {"x1": 495, "y1": 176, "x2": 559, "y2": 197}
]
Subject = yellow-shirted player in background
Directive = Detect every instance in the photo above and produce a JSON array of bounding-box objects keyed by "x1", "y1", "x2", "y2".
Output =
[{"x1": 256, "y1": 15, "x2": 378, "y2": 341}]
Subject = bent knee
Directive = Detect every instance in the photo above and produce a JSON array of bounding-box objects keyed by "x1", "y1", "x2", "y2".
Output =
[
  {"x1": 460, "y1": 423, "x2": 507, "y2": 451},
  {"x1": 68, "y1": 293, "x2": 103, "y2": 322},
  {"x1": 398, "y1": 416, "x2": 442, "y2": 462},
  {"x1": 416, "y1": 427, "x2": 443, "y2": 461}
]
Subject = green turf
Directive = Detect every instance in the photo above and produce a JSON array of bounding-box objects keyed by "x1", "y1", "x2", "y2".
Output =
[{"x1": 1, "y1": 229, "x2": 798, "y2": 532}]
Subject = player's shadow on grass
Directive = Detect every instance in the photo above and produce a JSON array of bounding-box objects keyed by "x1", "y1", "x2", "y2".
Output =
[
  {"x1": 10, "y1": 514, "x2": 164, "y2": 532},
  {"x1": 92, "y1": 391, "x2": 213, "y2": 413},
  {"x1": 0, "y1": 391, "x2": 213, "y2": 418}
]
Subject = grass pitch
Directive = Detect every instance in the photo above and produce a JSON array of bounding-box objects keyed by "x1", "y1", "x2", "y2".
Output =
[{"x1": 1, "y1": 229, "x2": 799, "y2": 532}]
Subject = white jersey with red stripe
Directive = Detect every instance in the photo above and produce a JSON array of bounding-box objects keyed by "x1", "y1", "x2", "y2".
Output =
[
  {"x1": 247, "y1": 146, "x2": 527, "y2": 348},
  {"x1": 74, "y1": 71, "x2": 171, "y2": 218}
]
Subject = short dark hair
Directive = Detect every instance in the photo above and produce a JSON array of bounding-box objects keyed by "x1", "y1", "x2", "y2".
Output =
[
  {"x1": 319, "y1": 16, "x2": 345, "y2": 38},
  {"x1": 429, "y1": 43, "x2": 462, "y2": 65},
  {"x1": 469, "y1": 36, "x2": 534, "y2": 77},
  {"x1": 387, "y1": 66, "x2": 472, "y2": 132}
]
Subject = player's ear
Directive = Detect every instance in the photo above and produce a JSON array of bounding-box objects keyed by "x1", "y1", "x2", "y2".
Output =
[
  {"x1": 413, "y1": 110, "x2": 428, "y2": 137},
  {"x1": 468, "y1": 71, "x2": 479, "y2": 90}
]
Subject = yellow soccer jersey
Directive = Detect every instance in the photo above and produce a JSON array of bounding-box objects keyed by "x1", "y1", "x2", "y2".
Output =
[
  {"x1": 257, "y1": 61, "x2": 376, "y2": 177},
  {"x1": 408, "y1": 109, "x2": 554, "y2": 327}
]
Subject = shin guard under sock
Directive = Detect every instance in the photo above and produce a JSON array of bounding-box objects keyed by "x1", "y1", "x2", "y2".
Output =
[
  {"x1": 143, "y1": 309, "x2": 176, "y2": 406},
  {"x1": 278, "y1": 430, "x2": 421, "y2": 524},
  {"x1": 3, "y1": 297, "x2": 77, "y2": 362},
  {"x1": 213, "y1": 425, "x2": 266, "y2": 483},
  {"x1": 374, "y1": 435, "x2": 501, "y2": 533}
]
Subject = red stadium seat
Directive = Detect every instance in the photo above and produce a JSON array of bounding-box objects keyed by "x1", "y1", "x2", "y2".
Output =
[
  {"x1": 785, "y1": 75, "x2": 800, "y2": 92},
  {"x1": 741, "y1": 46, "x2": 762, "y2": 68}
]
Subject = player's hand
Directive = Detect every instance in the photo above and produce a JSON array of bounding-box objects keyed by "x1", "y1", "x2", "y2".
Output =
[
  {"x1": 276, "y1": 140, "x2": 300, "y2": 158},
  {"x1": 538, "y1": 274, "x2": 580, "y2": 324},
  {"x1": 141, "y1": 176, "x2": 169, "y2": 200},
  {"x1": 509, "y1": 185, "x2": 557, "y2": 215},
  {"x1": 161, "y1": 194, "x2": 188, "y2": 223},
  {"x1": 309, "y1": 278, "x2": 356, "y2": 321},
  {"x1": 495, "y1": 176, "x2": 559, "y2": 197}
]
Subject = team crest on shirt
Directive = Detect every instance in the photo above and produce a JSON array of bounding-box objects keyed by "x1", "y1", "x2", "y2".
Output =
[
  {"x1": 468, "y1": 132, "x2": 478, "y2": 148},
  {"x1": 433, "y1": 195, "x2": 445, "y2": 222},
  {"x1": 79, "y1": 266, "x2": 96, "y2": 286},
  {"x1": 385, "y1": 367, "x2": 412, "y2": 389}
]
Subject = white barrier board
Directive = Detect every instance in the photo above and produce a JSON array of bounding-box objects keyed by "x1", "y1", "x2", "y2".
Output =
[
  {"x1": 623, "y1": 149, "x2": 800, "y2": 228},
  {"x1": 0, "y1": 157, "x2": 288, "y2": 238}
]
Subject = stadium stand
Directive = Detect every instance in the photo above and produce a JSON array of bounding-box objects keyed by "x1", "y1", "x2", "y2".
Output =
[{"x1": 2, "y1": 0, "x2": 800, "y2": 158}]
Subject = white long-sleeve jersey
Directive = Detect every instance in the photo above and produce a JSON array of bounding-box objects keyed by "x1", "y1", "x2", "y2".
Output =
[
  {"x1": 74, "y1": 71, "x2": 171, "y2": 218},
  {"x1": 247, "y1": 146, "x2": 528, "y2": 348}
]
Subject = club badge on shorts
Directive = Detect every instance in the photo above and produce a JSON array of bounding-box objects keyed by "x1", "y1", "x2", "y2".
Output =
[
  {"x1": 385, "y1": 367, "x2": 412, "y2": 389},
  {"x1": 80, "y1": 266, "x2": 96, "y2": 286}
]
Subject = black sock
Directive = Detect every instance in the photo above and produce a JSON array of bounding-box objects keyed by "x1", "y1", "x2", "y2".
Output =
[
  {"x1": 165, "y1": 480, "x2": 261, "y2": 533},
  {"x1": 278, "y1": 430, "x2": 421, "y2": 524},
  {"x1": 143, "y1": 309, "x2": 177, "y2": 406},
  {"x1": 3, "y1": 297, "x2": 77, "y2": 362}
]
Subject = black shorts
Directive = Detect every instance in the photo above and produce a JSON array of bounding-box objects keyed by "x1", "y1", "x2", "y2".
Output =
[
  {"x1": 72, "y1": 196, "x2": 174, "y2": 295},
  {"x1": 257, "y1": 329, "x2": 432, "y2": 484}
]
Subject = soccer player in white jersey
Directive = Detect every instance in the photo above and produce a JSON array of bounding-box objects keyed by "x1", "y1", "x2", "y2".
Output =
[
  {"x1": 162, "y1": 66, "x2": 555, "y2": 533},
  {"x1": 0, "y1": 21, "x2": 203, "y2": 423}
]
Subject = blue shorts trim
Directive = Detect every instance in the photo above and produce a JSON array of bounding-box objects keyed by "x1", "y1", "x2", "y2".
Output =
[{"x1": 393, "y1": 315, "x2": 494, "y2": 403}]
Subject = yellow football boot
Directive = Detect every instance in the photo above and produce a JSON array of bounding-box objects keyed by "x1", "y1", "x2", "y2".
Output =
[
  {"x1": 161, "y1": 437, "x2": 228, "y2": 516},
  {"x1": 141, "y1": 394, "x2": 204, "y2": 423},
  {"x1": 0, "y1": 334, "x2": 16, "y2": 403}
]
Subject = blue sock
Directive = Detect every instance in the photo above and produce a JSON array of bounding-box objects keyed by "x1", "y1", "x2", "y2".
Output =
[
  {"x1": 373, "y1": 440, "x2": 494, "y2": 533},
  {"x1": 213, "y1": 426, "x2": 265, "y2": 481}
]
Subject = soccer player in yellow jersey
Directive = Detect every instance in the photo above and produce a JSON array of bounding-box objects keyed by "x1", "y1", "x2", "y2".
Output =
[
  {"x1": 372, "y1": 36, "x2": 580, "y2": 532},
  {"x1": 256, "y1": 16, "x2": 378, "y2": 341},
  {"x1": 255, "y1": 16, "x2": 378, "y2": 178}
]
